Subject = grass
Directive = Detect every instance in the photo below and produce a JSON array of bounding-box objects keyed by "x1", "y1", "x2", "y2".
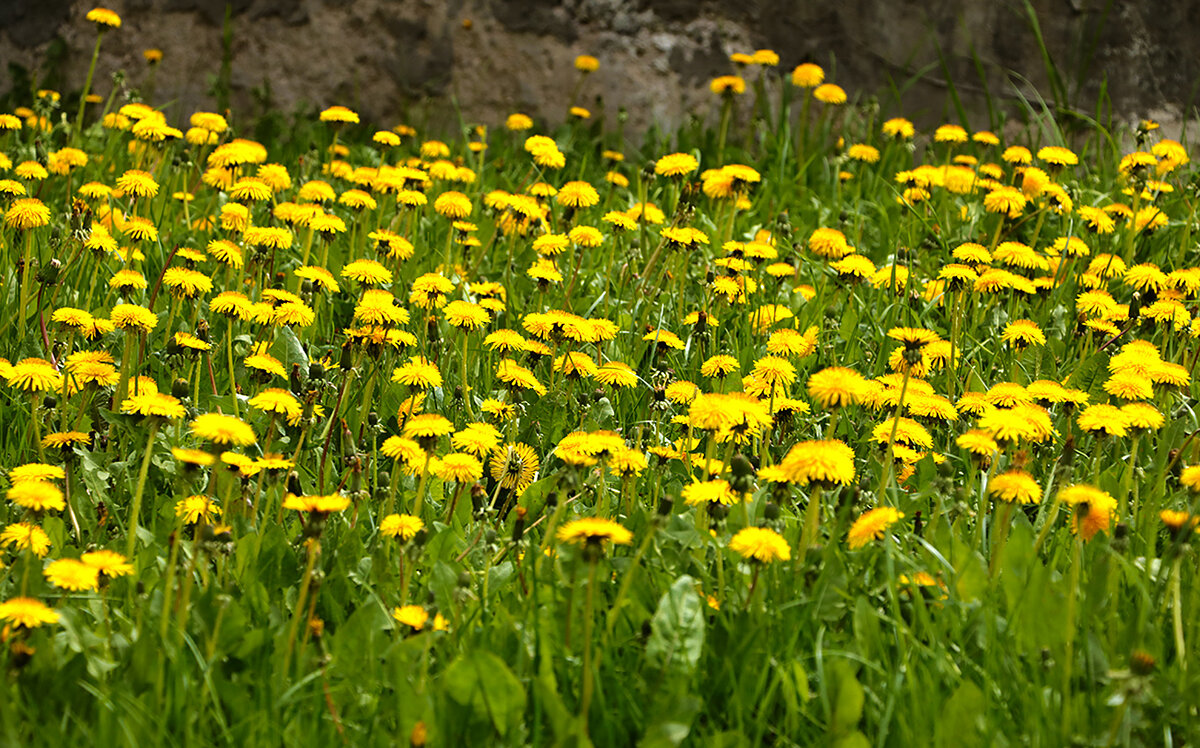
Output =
[{"x1": 0, "y1": 15, "x2": 1198, "y2": 748}]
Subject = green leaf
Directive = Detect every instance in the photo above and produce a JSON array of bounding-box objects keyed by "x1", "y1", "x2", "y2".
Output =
[
  {"x1": 645, "y1": 575, "x2": 705, "y2": 677},
  {"x1": 640, "y1": 722, "x2": 693, "y2": 748},
  {"x1": 275, "y1": 325, "x2": 308, "y2": 369},
  {"x1": 830, "y1": 661, "x2": 864, "y2": 736},
  {"x1": 534, "y1": 650, "x2": 573, "y2": 741},
  {"x1": 833, "y1": 731, "x2": 871, "y2": 748},
  {"x1": 936, "y1": 681, "x2": 985, "y2": 748},
  {"x1": 78, "y1": 449, "x2": 112, "y2": 503},
  {"x1": 442, "y1": 650, "x2": 526, "y2": 737},
  {"x1": 838, "y1": 304, "x2": 859, "y2": 341}
]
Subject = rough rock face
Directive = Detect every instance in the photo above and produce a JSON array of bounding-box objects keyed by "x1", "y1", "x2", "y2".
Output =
[{"x1": 1, "y1": 0, "x2": 1195, "y2": 137}]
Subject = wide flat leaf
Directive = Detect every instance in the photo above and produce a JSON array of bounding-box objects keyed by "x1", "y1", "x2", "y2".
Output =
[
  {"x1": 645, "y1": 574, "x2": 705, "y2": 677},
  {"x1": 443, "y1": 650, "x2": 526, "y2": 737}
]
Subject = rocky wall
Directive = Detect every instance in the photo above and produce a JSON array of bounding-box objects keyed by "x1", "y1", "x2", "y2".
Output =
[{"x1": 0, "y1": 0, "x2": 1195, "y2": 138}]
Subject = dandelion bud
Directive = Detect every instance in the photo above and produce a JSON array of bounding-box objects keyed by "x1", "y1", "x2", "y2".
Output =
[
  {"x1": 1130, "y1": 650, "x2": 1156, "y2": 676},
  {"x1": 709, "y1": 502, "x2": 729, "y2": 522},
  {"x1": 1128, "y1": 292, "x2": 1142, "y2": 319},
  {"x1": 657, "y1": 495, "x2": 673, "y2": 516},
  {"x1": 171, "y1": 378, "x2": 189, "y2": 399},
  {"x1": 457, "y1": 571, "x2": 472, "y2": 588},
  {"x1": 289, "y1": 363, "x2": 303, "y2": 393},
  {"x1": 484, "y1": 529, "x2": 497, "y2": 545},
  {"x1": 413, "y1": 527, "x2": 429, "y2": 546},
  {"x1": 764, "y1": 501, "x2": 780, "y2": 521},
  {"x1": 36, "y1": 258, "x2": 61, "y2": 285},
  {"x1": 771, "y1": 480, "x2": 791, "y2": 503},
  {"x1": 511, "y1": 506, "x2": 526, "y2": 542},
  {"x1": 42, "y1": 394, "x2": 57, "y2": 410},
  {"x1": 287, "y1": 470, "x2": 303, "y2": 496},
  {"x1": 339, "y1": 341, "x2": 355, "y2": 370},
  {"x1": 10, "y1": 641, "x2": 35, "y2": 669},
  {"x1": 308, "y1": 362, "x2": 325, "y2": 382},
  {"x1": 426, "y1": 317, "x2": 440, "y2": 343},
  {"x1": 545, "y1": 491, "x2": 558, "y2": 508},
  {"x1": 731, "y1": 453, "x2": 754, "y2": 478}
]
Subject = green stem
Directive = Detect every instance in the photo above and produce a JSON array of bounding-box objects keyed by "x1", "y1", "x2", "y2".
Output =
[
  {"x1": 74, "y1": 32, "x2": 105, "y2": 142},
  {"x1": 126, "y1": 420, "x2": 162, "y2": 559},
  {"x1": 579, "y1": 560, "x2": 598, "y2": 737},
  {"x1": 283, "y1": 537, "x2": 320, "y2": 675},
  {"x1": 460, "y1": 334, "x2": 474, "y2": 419},
  {"x1": 226, "y1": 318, "x2": 239, "y2": 416},
  {"x1": 412, "y1": 453, "x2": 432, "y2": 520},
  {"x1": 1061, "y1": 538, "x2": 1082, "y2": 741}
]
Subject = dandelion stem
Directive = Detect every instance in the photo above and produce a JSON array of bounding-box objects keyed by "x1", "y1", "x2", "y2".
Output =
[
  {"x1": 226, "y1": 318, "x2": 239, "y2": 416},
  {"x1": 1171, "y1": 556, "x2": 1185, "y2": 671},
  {"x1": 412, "y1": 452, "x2": 432, "y2": 520},
  {"x1": 1061, "y1": 537, "x2": 1082, "y2": 741},
  {"x1": 460, "y1": 334, "x2": 474, "y2": 420},
  {"x1": 579, "y1": 559, "x2": 598, "y2": 737},
  {"x1": 283, "y1": 537, "x2": 320, "y2": 675},
  {"x1": 74, "y1": 31, "x2": 105, "y2": 142},
  {"x1": 17, "y1": 232, "x2": 34, "y2": 343},
  {"x1": 127, "y1": 420, "x2": 162, "y2": 559}
]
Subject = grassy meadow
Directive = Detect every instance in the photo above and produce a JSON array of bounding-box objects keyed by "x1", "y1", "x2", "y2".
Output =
[{"x1": 0, "y1": 8, "x2": 1198, "y2": 746}]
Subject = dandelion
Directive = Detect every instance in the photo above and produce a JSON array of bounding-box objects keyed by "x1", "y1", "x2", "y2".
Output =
[
  {"x1": 191, "y1": 414, "x2": 256, "y2": 446},
  {"x1": 791, "y1": 63, "x2": 824, "y2": 87},
  {"x1": 44, "y1": 559, "x2": 100, "y2": 591},
  {"x1": 655, "y1": 153, "x2": 699, "y2": 178},
  {"x1": 988, "y1": 470, "x2": 1042, "y2": 505},
  {"x1": 7, "y1": 481, "x2": 65, "y2": 512},
  {"x1": 729, "y1": 527, "x2": 790, "y2": 562},
  {"x1": 557, "y1": 518, "x2": 632, "y2": 547},
  {"x1": 489, "y1": 443, "x2": 539, "y2": 494},
  {"x1": 1059, "y1": 485, "x2": 1116, "y2": 541},
  {"x1": 0, "y1": 597, "x2": 59, "y2": 629},
  {"x1": 0, "y1": 523, "x2": 51, "y2": 557},
  {"x1": 81, "y1": 550, "x2": 134, "y2": 578},
  {"x1": 848, "y1": 507, "x2": 904, "y2": 549}
]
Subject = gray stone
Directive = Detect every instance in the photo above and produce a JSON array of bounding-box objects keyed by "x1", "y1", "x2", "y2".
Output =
[{"x1": 0, "y1": 0, "x2": 1196, "y2": 138}]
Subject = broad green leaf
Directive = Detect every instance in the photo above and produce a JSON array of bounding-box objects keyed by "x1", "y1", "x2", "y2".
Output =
[
  {"x1": 645, "y1": 574, "x2": 705, "y2": 676},
  {"x1": 276, "y1": 325, "x2": 309, "y2": 369},
  {"x1": 442, "y1": 650, "x2": 526, "y2": 737},
  {"x1": 830, "y1": 661, "x2": 864, "y2": 735},
  {"x1": 833, "y1": 731, "x2": 871, "y2": 748},
  {"x1": 936, "y1": 681, "x2": 985, "y2": 748}
]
